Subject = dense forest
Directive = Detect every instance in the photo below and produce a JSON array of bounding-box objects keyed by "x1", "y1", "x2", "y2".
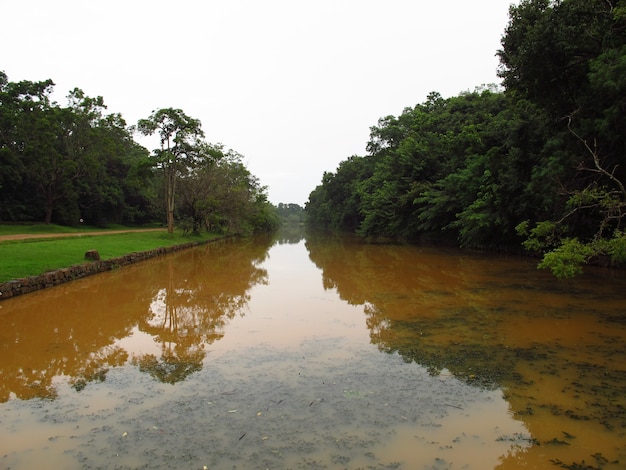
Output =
[
  {"x1": 305, "y1": 0, "x2": 626, "y2": 277},
  {"x1": 0, "y1": 74, "x2": 279, "y2": 235}
]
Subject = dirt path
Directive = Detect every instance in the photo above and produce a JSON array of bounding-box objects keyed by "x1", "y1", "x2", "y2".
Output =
[{"x1": 0, "y1": 228, "x2": 165, "y2": 242}]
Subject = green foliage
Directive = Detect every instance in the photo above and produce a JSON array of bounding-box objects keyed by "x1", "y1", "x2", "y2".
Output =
[
  {"x1": 305, "y1": 0, "x2": 626, "y2": 276},
  {"x1": 0, "y1": 73, "x2": 157, "y2": 225},
  {"x1": 307, "y1": 89, "x2": 540, "y2": 246},
  {"x1": 176, "y1": 143, "x2": 279, "y2": 235},
  {"x1": 276, "y1": 203, "x2": 305, "y2": 225},
  {"x1": 305, "y1": 155, "x2": 372, "y2": 231},
  {"x1": 0, "y1": 72, "x2": 275, "y2": 236},
  {"x1": 136, "y1": 108, "x2": 205, "y2": 234},
  {"x1": 516, "y1": 219, "x2": 563, "y2": 251},
  {"x1": 606, "y1": 230, "x2": 626, "y2": 262},
  {"x1": 498, "y1": 0, "x2": 626, "y2": 274},
  {"x1": 518, "y1": 220, "x2": 626, "y2": 278},
  {"x1": 536, "y1": 234, "x2": 626, "y2": 279},
  {"x1": 537, "y1": 238, "x2": 592, "y2": 278}
]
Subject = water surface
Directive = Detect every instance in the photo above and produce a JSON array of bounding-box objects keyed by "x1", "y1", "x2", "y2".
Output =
[{"x1": 0, "y1": 233, "x2": 624, "y2": 469}]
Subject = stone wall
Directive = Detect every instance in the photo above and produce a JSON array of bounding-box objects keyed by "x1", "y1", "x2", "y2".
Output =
[{"x1": 0, "y1": 239, "x2": 221, "y2": 301}]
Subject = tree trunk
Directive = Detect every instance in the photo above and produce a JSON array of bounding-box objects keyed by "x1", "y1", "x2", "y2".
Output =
[
  {"x1": 44, "y1": 188, "x2": 54, "y2": 224},
  {"x1": 44, "y1": 206, "x2": 53, "y2": 225},
  {"x1": 165, "y1": 165, "x2": 175, "y2": 235}
]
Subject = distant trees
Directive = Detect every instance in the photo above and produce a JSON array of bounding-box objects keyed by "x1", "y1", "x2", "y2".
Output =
[
  {"x1": 305, "y1": 0, "x2": 626, "y2": 276},
  {"x1": 0, "y1": 72, "x2": 278, "y2": 235},
  {"x1": 307, "y1": 156, "x2": 370, "y2": 232},
  {"x1": 177, "y1": 143, "x2": 279, "y2": 235},
  {"x1": 276, "y1": 203, "x2": 305, "y2": 225}
]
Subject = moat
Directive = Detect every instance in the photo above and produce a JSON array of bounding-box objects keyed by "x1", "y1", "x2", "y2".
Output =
[{"x1": 1, "y1": 232, "x2": 625, "y2": 469}]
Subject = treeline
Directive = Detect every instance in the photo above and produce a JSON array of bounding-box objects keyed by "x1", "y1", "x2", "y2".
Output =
[
  {"x1": 276, "y1": 203, "x2": 305, "y2": 225},
  {"x1": 305, "y1": 0, "x2": 626, "y2": 277},
  {"x1": 0, "y1": 72, "x2": 279, "y2": 234}
]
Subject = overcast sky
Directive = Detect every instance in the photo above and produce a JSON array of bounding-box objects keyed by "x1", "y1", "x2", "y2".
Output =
[{"x1": 2, "y1": 0, "x2": 515, "y2": 206}]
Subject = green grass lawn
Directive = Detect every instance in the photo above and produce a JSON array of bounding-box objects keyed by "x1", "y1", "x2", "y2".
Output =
[{"x1": 0, "y1": 228, "x2": 220, "y2": 282}]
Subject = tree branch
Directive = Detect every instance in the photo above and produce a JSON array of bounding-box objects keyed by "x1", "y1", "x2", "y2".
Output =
[{"x1": 565, "y1": 113, "x2": 626, "y2": 197}]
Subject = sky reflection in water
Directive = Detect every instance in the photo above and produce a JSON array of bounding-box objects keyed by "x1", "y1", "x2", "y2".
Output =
[{"x1": 1, "y1": 232, "x2": 625, "y2": 469}]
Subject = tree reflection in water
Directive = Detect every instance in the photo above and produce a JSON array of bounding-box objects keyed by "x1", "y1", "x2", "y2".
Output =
[
  {"x1": 2, "y1": 232, "x2": 625, "y2": 468},
  {"x1": 131, "y1": 236, "x2": 272, "y2": 384},
  {"x1": 305, "y1": 232, "x2": 626, "y2": 438},
  {"x1": 0, "y1": 236, "x2": 273, "y2": 399},
  {"x1": 129, "y1": 229, "x2": 304, "y2": 385}
]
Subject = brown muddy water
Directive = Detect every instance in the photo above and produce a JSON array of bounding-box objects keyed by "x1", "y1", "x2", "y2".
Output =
[{"x1": 0, "y1": 232, "x2": 624, "y2": 469}]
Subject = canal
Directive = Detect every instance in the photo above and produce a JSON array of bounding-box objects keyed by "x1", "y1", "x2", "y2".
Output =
[{"x1": 1, "y1": 232, "x2": 625, "y2": 469}]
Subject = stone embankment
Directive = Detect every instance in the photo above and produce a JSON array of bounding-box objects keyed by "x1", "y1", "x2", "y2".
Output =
[{"x1": 0, "y1": 239, "x2": 216, "y2": 301}]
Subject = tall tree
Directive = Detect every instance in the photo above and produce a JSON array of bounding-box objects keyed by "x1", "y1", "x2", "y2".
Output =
[
  {"x1": 0, "y1": 73, "x2": 59, "y2": 222},
  {"x1": 499, "y1": 0, "x2": 626, "y2": 276},
  {"x1": 1, "y1": 73, "x2": 159, "y2": 225},
  {"x1": 136, "y1": 108, "x2": 204, "y2": 234}
]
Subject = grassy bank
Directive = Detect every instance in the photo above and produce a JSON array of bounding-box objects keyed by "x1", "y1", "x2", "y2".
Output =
[{"x1": 0, "y1": 227, "x2": 221, "y2": 282}]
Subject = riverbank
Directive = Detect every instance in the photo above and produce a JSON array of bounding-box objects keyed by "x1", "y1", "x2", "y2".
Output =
[{"x1": 0, "y1": 234, "x2": 227, "y2": 301}]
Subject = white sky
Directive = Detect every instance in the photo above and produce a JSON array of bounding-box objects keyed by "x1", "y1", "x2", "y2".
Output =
[{"x1": 2, "y1": 0, "x2": 514, "y2": 206}]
